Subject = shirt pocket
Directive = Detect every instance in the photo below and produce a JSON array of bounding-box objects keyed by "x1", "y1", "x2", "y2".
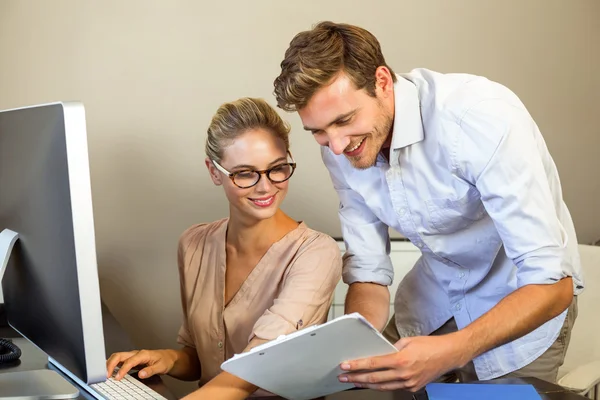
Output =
[{"x1": 424, "y1": 186, "x2": 486, "y2": 234}]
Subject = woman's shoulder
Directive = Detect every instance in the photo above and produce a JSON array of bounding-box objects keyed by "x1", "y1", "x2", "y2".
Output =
[
  {"x1": 281, "y1": 223, "x2": 342, "y2": 281},
  {"x1": 178, "y1": 218, "x2": 227, "y2": 249},
  {"x1": 293, "y1": 222, "x2": 342, "y2": 256}
]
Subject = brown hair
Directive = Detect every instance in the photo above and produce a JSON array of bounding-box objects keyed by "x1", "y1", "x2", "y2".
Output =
[
  {"x1": 205, "y1": 97, "x2": 291, "y2": 162},
  {"x1": 273, "y1": 21, "x2": 396, "y2": 112}
]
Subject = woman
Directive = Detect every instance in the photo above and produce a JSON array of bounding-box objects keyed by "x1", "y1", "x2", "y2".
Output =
[{"x1": 106, "y1": 98, "x2": 342, "y2": 399}]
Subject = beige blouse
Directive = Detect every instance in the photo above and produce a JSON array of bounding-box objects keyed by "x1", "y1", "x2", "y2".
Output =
[{"x1": 176, "y1": 218, "x2": 342, "y2": 386}]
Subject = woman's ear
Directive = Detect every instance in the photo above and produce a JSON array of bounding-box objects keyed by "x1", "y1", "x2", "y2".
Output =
[{"x1": 205, "y1": 158, "x2": 223, "y2": 186}]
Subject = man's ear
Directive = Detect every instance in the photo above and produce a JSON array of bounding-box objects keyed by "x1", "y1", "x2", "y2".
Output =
[
  {"x1": 205, "y1": 158, "x2": 223, "y2": 186},
  {"x1": 374, "y1": 66, "x2": 394, "y2": 98}
]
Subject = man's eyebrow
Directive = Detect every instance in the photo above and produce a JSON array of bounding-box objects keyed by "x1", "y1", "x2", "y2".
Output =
[{"x1": 303, "y1": 109, "x2": 357, "y2": 132}]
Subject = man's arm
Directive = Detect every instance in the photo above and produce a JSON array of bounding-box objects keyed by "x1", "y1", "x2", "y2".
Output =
[
  {"x1": 321, "y1": 146, "x2": 394, "y2": 328},
  {"x1": 455, "y1": 98, "x2": 580, "y2": 358},
  {"x1": 339, "y1": 278, "x2": 573, "y2": 392},
  {"x1": 345, "y1": 282, "x2": 390, "y2": 332},
  {"x1": 458, "y1": 277, "x2": 573, "y2": 365}
]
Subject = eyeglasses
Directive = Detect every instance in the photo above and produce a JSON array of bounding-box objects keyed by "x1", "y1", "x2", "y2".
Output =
[{"x1": 212, "y1": 153, "x2": 297, "y2": 189}]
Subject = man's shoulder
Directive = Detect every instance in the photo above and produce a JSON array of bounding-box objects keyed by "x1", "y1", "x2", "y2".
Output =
[{"x1": 402, "y1": 68, "x2": 521, "y2": 123}]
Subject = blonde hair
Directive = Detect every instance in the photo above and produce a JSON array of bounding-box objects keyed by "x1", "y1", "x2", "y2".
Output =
[
  {"x1": 205, "y1": 97, "x2": 291, "y2": 162},
  {"x1": 273, "y1": 21, "x2": 396, "y2": 112}
]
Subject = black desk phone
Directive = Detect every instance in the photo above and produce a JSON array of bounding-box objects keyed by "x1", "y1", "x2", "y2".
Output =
[{"x1": 0, "y1": 303, "x2": 22, "y2": 364}]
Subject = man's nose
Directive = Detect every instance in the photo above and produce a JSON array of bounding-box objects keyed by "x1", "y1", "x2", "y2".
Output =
[{"x1": 328, "y1": 132, "x2": 350, "y2": 156}]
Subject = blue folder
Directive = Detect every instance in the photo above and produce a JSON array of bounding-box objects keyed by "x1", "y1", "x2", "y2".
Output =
[{"x1": 425, "y1": 383, "x2": 542, "y2": 399}]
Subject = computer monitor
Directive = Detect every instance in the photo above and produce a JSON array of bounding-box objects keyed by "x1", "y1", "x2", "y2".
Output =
[{"x1": 0, "y1": 102, "x2": 107, "y2": 385}]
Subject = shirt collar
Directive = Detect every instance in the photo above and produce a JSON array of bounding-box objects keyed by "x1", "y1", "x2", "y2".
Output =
[{"x1": 390, "y1": 75, "x2": 424, "y2": 150}]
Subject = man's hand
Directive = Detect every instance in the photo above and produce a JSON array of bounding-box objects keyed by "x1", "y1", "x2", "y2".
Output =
[{"x1": 338, "y1": 333, "x2": 469, "y2": 392}]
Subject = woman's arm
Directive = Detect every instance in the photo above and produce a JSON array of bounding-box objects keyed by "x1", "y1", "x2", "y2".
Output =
[
  {"x1": 166, "y1": 346, "x2": 202, "y2": 381},
  {"x1": 181, "y1": 338, "x2": 267, "y2": 399},
  {"x1": 182, "y1": 371, "x2": 257, "y2": 400}
]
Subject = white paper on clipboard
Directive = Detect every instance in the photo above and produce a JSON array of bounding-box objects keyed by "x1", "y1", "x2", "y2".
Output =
[{"x1": 221, "y1": 313, "x2": 398, "y2": 400}]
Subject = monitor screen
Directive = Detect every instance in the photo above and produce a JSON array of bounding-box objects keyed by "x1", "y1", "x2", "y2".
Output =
[{"x1": 0, "y1": 102, "x2": 106, "y2": 384}]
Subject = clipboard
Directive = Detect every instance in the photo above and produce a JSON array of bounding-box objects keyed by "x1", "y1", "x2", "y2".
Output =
[{"x1": 221, "y1": 313, "x2": 398, "y2": 400}]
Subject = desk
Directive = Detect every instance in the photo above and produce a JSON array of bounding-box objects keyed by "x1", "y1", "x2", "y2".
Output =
[
  {"x1": 0, "y1": 302, "x2": 177, "y2": 400},
  {"x1": 251, "y1": 377, "x2": 586, "y2": 400},
  {"x1": 2, "y1": 337, "x2": 586, "y2": 400},
  {"x1": 1, "y1": 305, "x2": 585, "y2": 400}
]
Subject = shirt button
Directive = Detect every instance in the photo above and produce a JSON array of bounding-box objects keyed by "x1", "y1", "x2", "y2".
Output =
[
  {"x1": 416, "y1": 242, "x2": 423, "y2": 248},
  {"x1": 459, "y1": 271, "x2": 465, "y2": 279},
  {"x1": 455, "y1": 303, "x2": 462, "y2": 311},
  {"x1": 218, "y1": 341, "x2": 223, "y2": 349}
]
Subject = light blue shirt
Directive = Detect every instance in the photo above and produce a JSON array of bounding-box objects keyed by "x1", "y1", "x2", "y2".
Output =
[{"x1": 322, "y1": 68, "x2": 584, "y2": 380}]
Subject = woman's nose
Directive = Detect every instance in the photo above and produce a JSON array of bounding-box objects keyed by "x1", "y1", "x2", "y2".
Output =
[{"x1": 254, "y1": 173, "x2": 273, "y2": 192}]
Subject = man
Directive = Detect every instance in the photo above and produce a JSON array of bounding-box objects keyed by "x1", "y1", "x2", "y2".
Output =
[{"x1": 273, "y1": 21, "x2": 583, "y2": 392}]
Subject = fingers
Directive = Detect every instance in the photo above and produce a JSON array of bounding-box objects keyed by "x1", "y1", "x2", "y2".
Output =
[
  {"x1": 337, "y1": 346, "x2": 424, "y2": 393},
  {"x1": 137, "y1": 366, "x2": 156, "y2": 379},
  {"x1": 338, "y1": 367, "x2": 424, "y2": 392},
  {"x1": 106, "y1": 351, "x2": 138, "y2": 378},
  {"x1": 394, "y1": 337, "x2": 411, "y2": 351},
  {"x1": 353, "y1": 380, "x2": 423, "y2": 392},
  {"x1": 114, "y1": 350, "x2": 153, "y2": 380},
  {"x1": 340, "y1": 352, "x2": 398, "y2": 372},
  {"x1": 339, "y1": 368, "x2": 404, "y2": 385}
]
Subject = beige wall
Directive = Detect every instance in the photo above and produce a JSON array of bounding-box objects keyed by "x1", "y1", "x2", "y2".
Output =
[{"x1": 1, "y1": 0, "x2": 598, "y2": 395}]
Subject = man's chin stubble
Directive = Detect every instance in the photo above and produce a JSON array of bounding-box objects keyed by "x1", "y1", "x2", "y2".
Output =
[{"x1": 349, "y1": 155, "x2": 377, "y2": 170}]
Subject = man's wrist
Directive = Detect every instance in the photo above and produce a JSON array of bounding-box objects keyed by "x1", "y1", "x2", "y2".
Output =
[{"x1": 450, "y1": 328, "x2": 478, "y2": 368}]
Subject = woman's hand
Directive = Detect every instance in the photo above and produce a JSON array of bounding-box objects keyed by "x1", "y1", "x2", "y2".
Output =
[{"x1": 106, "y1": 349, "x2": 178, "y2": 380}]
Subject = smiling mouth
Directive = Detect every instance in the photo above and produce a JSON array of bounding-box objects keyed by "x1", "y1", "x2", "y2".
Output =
[
  {"x1": 344, "y1": 137, "x2": 366, "y2": 155},
  {"x1": 248, "y1": 194, "x2": 276, "y2": 208}
]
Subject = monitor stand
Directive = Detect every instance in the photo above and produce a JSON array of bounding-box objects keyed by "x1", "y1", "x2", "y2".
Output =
[
  {"x1": 0, "y1": 228, "x2": 80, "y2": 399},
  {"x1": 0, "y1": 370, "x2": 79, "y2": 399},
  {"x1": 0, "y1": 229, "x2": 20, "y2": 304}
]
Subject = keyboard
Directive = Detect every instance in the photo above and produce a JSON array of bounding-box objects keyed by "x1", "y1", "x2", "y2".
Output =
[{"x1": 87, "y1": 373, "x2": 168, "y2": 400}]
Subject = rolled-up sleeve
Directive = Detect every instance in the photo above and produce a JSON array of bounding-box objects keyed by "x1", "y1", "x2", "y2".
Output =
[
  {"x1": 250, "y1": 234, "x2": 343, "y2": 341},
  {"x1": 321, "y1": 146, "x2": 394, "y2": 286},
  {"x1": 457, "y1": 98, "x2": 580, "y2": 290}
]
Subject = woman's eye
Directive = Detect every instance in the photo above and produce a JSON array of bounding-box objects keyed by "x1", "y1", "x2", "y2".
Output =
[{"x1": 236, "y1": 171, "x2": 256, "y2": 179}]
